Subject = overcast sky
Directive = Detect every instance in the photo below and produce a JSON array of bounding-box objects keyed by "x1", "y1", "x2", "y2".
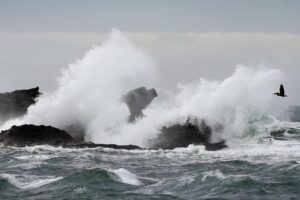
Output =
[
  {"x1": 1, "y1": 0, "x2": 299, "y2": 32},
  {"x1": 0, "y1": 0, "x2": 300, "y2": 103}
]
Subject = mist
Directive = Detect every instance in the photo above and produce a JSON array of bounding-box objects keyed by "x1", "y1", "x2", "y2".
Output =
[{"x1": 0, "y1": 30, "x2": 290, "y2": 147}]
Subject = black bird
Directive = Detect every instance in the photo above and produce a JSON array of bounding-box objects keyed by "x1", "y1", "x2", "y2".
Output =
[{"x1": 274, "y1": 84, "x2": 287, "y2": 97}]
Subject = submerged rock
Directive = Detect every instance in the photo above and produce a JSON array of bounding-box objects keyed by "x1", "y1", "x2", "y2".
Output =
[
  {"x1": 0, "y1": 87, "x2": 40, "y2": 123},
  {"x1": 122, "y1": 87, "x2": 158, "y2": 122}
]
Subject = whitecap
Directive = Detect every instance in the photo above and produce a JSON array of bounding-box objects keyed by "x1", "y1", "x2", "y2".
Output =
[
  {"x1": 201, "y1": 169, "x2": 226, "y2": 181},
  {"x1": 112, "y1": 168, "x2": 141, "y2": 186},
  {"x1": 0, "y1": 174, "x2": 62, "y2": 190},
  {"x1": 15, "y1": 154, "x2": 54, "y2": 161}
]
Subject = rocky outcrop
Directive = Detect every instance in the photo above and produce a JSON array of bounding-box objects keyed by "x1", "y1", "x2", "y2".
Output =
[
  {"x1": 122, "y1": 87, "x2": 157, "y2": 122},
  {"x1": 0, "y1": 87, "x2": 227, "y2": 151},
  {"x1": 149, "y1": 118, "x2": 227, "y2": 151},
  {"x1": 0, "y1": 124, "x2": 142, "y2": 150},
  {"x1": 0, "y1": 124, "x2": 73, "y2": 147},
  {"x1": 64, "y1": 142, "x2": 142, "y2": 150},
  {"x1": 0, "y1": 87, "x2": 40, "y2": 123},
  {"x1": 150, "y1": 120, "x2": 209, "y2": 149},
  {"x1": 0, "y1": 122, "x2": 226, "y2": 151}
]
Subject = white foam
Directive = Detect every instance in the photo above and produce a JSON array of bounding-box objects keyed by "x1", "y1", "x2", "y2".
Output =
[
  {"x1": 177, "y1": 176, "x2": 195, "y2": 186},
  {"x1": 202, "y1": 169, "x2": 226, "y2": 181},
  {"x1": 112, "y1": 168, "x2": 141, "y2": 186},
  {"x1": 0, "y1": 174, "x2": 62, "y2": 190},
  {"x1": 15, "y1": 154, "x2": 54, "y2": 161}
]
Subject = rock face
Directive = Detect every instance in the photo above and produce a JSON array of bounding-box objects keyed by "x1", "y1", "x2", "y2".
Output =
[
  {"x1": 0, "y1": 124, "x2": 142, "y2": 150},
  {"x1": 150, "y1": 121, "x2": 209, "y2": 149},
  {"x1": 0, "y1": 124, "x2": 73, "y2": 147},
  {"x1": 149, "y1": 118, "x2": 227, "y2": 151},
  {"x1": 0, "y1": 87, "x2": 40, "y2": 123},
  {"x1": 122, "y1": 87, "x2": 158, "y2": 122}
]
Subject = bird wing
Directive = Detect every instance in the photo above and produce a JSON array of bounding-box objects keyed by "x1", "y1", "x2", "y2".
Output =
[{"x1": 280, "y1": 84, "x2": 285, "y2": 95}]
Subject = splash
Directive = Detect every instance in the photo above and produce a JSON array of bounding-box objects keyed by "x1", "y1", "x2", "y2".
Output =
[
  {"x1": 1, "y1": 30, "x2": 159, "y2": 144},
  {"x1": 127, "y1": 66, "x2": 285, "y2": 145},
  {"x1": 0, "y1": 30, "x2": 286, "y2": 147}
]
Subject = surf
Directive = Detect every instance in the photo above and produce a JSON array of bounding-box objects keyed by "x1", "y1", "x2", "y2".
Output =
[{"x1": 0, "y1": 30, "x2": 290, "y2": 148}]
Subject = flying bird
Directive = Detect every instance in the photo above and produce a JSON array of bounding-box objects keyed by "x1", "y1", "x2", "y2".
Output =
[{"x1": 274, "y1": 84, "x2": 287, "y2": 97}]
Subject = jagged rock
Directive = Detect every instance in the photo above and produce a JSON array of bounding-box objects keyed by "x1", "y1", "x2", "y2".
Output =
[
  {"x1": 0, "y1": 87, "x2": 40, "y2": 123},
  {"x1": 149, "y1": 118, "x2": 227, "y2": 151},
  {"x1": 122, "y1": 87, "x2": 157, "y2": 122}
]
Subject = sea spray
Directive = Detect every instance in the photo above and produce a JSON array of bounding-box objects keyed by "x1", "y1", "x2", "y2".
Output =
[
  {"x1": 125, "y1": 66, "x2": 286, "y2": 146},
  {"x1": 0, "y1": 30, "x2": 287, "y2": 147},
  {"x1": 0, "y1": 30, "x2": 159, "y2": 145}
]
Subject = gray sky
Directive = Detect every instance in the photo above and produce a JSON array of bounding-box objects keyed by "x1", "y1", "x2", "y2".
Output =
[
  {"x1": 1, "y1": 0, "x2": 300, "y2": 32},
  {"x1": 0, "y1": 0, "x2": 300, "y2": 103}
]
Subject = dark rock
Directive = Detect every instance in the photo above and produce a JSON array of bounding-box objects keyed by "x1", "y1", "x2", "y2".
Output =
[
  {"x1": 0, "y1": 120, "x2": 226, "y2": 151},
  {"x1": 149, "y1": 118, "x2": 209, "y2": 149},
  {"x1": 0, "y1": 124, "x2": 74, "y2": 147},
  {"x1": 149, "y1": 117, "x2": 227, "y2": 151},
  {"x1": 64, "y1": 142, "x2": 142, "y2": 150},
  {"x1": 122, "y1": 87, "x2": 157, "y2": 122},
  {"x1": 0, "y1": 87, "x2": 40, "y2": 123},
  {"x1": 205, "y1": 140, "x2": 227, "y2": 151},
  {"x1": 0, "y1": 124, "x2": 142, "y2": 150}
]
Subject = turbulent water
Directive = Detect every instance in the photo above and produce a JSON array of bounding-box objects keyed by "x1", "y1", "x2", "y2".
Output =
[
  {"x1": 0, "y1": 125, "x2": 299, "y2": 200},
  {"x1": 0, "y1": 30, "x2": 300, "y2": 199}
]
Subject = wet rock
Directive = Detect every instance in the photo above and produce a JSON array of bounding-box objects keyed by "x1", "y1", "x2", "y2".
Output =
[
  {"x1": 0, "y1": 124, "x2": 142, "y2": 150},
  {"x1": 122, "y1": 87, "x2": 157, "y2": 122},
  {"x1": 150, "y1": 121, "x2": 208, "y2": 149},
  {"x1": 149, "y1": 118, "x2": 227, "y2": 151},
  {"x1": 0, "y1": 87, "x2": 40, "y2": 123},
  {"x1": 64, "y1": 142, "x2": 142, "y2": 150},
  {"x1": 205, "y1": 140, "x2": 227, "y2": 151},
  {"x1": 0, "y1": 124, "x2": 73, "y2": 147}
]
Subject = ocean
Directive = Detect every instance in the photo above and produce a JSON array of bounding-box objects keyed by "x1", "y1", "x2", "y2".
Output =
[
  {"x1": 0, "y1": 30, "x2": 299, "y2": 199},
  {"x1": 0, "y1": 119, "x2": 299, "y2": 199}
]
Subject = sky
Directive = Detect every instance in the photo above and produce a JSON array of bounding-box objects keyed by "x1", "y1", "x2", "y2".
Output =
[{"x1": 0, "y1": 0, "x2": 300, "y2": 102}]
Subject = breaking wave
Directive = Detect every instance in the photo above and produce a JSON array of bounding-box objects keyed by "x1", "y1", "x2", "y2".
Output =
[{"x1": 0, "y1": 30, "x2": 289, "y2": 147}]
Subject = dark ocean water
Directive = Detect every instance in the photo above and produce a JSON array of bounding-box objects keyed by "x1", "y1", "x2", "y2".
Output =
[{"x1": 0, "y1": 124, "x2": 299, "y2": 200}]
